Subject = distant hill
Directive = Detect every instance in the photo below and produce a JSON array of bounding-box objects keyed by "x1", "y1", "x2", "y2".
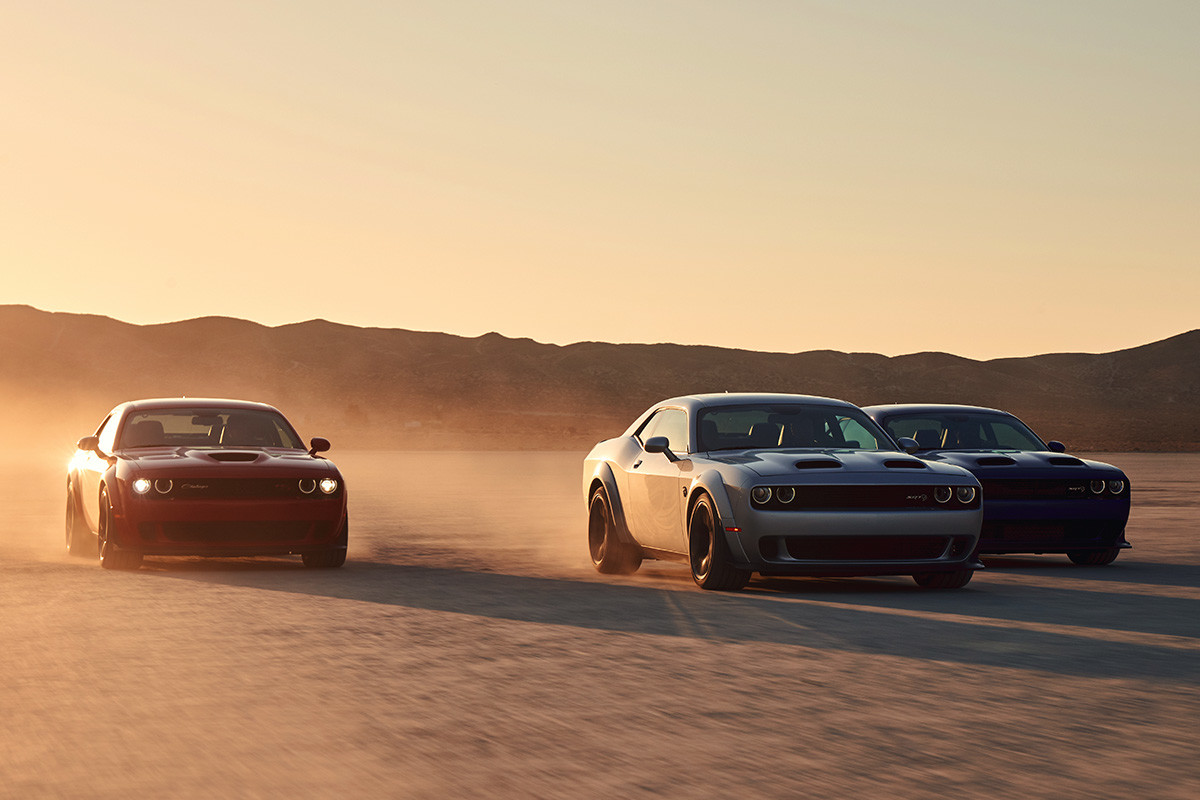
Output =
[{"x1": 1, "y1": 305, "x2": 1196, "y2": 451}]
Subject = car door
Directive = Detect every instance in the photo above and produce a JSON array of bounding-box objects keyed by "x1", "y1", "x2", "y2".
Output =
[{"x1": 624, "y1": 408, "x2": 689, "y2": 553}]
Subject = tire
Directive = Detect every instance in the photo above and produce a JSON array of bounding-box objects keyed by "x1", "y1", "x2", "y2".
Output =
[
  {"x1": 588, "y1": 488, "x2": 641, "y2": 575},
  {"x1": 65, "y1": 485, "x2": 91, "y2": 556},
  {"x1": 688, "y1": 495, "x2": 750, "y2": 591},
  {"x1": 302, "y1": 517, "x2": 348, "y2": 568},
  {"x1": 913, "y1": 570, "x2": 974, "y2": 589},
  {"x1": 97, "y1": 487, "x2": 142, "y2": 571},
  {"x1": 1068, "y1": 548, "x2": 1120, "y2": 566}
]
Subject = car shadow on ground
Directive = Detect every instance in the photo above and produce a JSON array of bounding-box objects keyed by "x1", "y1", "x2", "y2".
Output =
[
  {"x1": 980, "y1": 555, "x2": 1200, "y2": 586},
  {"x1": 138, "y1": 556, "x2": 1200, "y2": 685}
]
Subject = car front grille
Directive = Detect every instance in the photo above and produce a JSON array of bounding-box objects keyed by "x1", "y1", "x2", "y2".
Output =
[
  {"x1": 979, "y1": 479, "x2": 1081, "y2": 500},
  {"x1": 142, "y1": 478, "x2": 336, "y2": 500},
  {"x1": 755, "y1": 485, "x2": 981, "y2": 511}
]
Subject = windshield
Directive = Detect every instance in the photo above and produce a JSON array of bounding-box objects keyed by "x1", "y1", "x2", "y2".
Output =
[
  {"x1": 697, "y1": 404, "x2": 893, "y2": 452},
  {"x1": 881, "y1": 412, "x2": 1046, "y2": 451},
  {"x1": 118, "y1": 409, "x2": 305, "y2": 450}
]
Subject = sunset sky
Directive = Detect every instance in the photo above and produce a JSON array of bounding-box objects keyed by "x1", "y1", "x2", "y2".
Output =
[{"x1": 3, "y1": 1, "x2": 1196, "y2": 359}]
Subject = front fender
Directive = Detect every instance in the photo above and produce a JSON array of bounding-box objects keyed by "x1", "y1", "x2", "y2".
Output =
[
  {"x1": 99, "y1": 461, "x2": 130, "y2": 542},
  {"x1": 688, "y1": 469, "x2": 752, "y2": 566},
  {"x1": 584, "y1": 461, "x2": 637, "y2": 545}
]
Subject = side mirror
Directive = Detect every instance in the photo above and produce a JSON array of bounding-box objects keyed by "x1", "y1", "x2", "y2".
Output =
[
  {"x1": 76, "y1": 436, "x2": 100, "y2": 453},
  {"x1": 1047, "y1": 440, "x2": 1066, "y2": 453},
  {"x1": 309, "y1": 437, "x2": 331, "y2": 456},
  {"x1": 642, "y1": 435, "x2": 679, "y2": 462},
  {"x1": 895, "y1": 437, "x2": 920, "y2": 455}
]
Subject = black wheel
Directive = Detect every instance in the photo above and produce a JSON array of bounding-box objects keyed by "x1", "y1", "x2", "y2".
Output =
[
  {"x1": 302, "y1": 516, "x2": 348, "y2": 568},
  {"x1": 1068, "y1": 548, "x2": 1120, "y2": 566},
  {"x1": 65, "y1": 485, "x2": 91, "y2": 556},
  {"x1": 688, "y1": 495, "x2": 749, "y2": 591},
  {"x1": 913, "y1": 570, "x2": 974, "y2": 589},
  {"x1": 588, "y1": 488, "x2": 641, "y2": 575},
  {"x1": 97, "y1": 487, "x2": 142, "y2": 571}
]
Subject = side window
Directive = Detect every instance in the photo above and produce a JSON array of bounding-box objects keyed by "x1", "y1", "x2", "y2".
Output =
[
  {"x1": 636, "y1": 409, "x2": 689, "y2": 454},
  {"x1": 96, "y1": 415, "x2": 117, "y2": 455}
]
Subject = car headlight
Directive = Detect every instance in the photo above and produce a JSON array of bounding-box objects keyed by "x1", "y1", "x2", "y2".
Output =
[
  {"x1": 132, "y1": 478, "x2": 151, "y2": 495},
  {"x1": 154, "y1": 479, "x2": 173, "y2": 495},
  {"x1": 934, "y1": 486, "x2": 952, "y2": 504},
  {"x1": 298, "y1": 478, "x2": 316, "y2": 494},
  {"x1": 319, "y1": 478, "x2": 338, "y2": 495},
  {"x1": 956, "y1": 486, "x2": 976, "y2": 504},
  {"x1": 1107, "y1": 480, "x2": 1125, "y2": 494},
  {"x1": 775, "y1": 486, "x2": 796, "y2": 504},
  {"x1": 1089, "y1": 480, "x2": 1106, "y2": 495},
  {"x1": 750, "y1": 487, "x2": 772, "y2": 505}
]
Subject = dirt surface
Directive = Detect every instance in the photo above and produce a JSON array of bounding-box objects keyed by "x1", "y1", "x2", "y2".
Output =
[{"x1": 3, "y1": 451, "x2": 1198, "y2": 798}]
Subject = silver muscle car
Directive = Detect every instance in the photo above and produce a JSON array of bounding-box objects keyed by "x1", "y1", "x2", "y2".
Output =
[{"x1": 583, "y1": 393, "x2": 984, "y2": 590}]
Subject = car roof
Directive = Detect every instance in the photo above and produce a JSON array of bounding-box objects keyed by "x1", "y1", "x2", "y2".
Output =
[
  {"x1": 659, "y1": 392, "x2": 858, "y2": 410},
  {"x1": 112, "y1": 397, "x2": 284, "y2": 415},
  {"x1": 862, "y1": 403, "x2": 1011, "y2": 417}
]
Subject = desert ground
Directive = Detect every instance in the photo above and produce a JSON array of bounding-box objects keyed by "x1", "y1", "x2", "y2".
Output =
[{"x1": 2, "y1": 450, "x2": 1197, "y2": 798}]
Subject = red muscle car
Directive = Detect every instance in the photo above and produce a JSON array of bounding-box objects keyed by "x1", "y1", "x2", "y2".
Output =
[{"x1": 66, "y1": 398, "x2": 347, "y2": 569}]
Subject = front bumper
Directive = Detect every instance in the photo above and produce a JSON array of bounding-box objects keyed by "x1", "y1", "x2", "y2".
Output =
[
  {"x1": 112, "y1": 495, "x2": 346, "y2": 556},
  {"x1": 978, "y1": 498, "x2": 1130, "y2": 554},
  {"x1": 722, "y1": 507, "x2": 983, "y2": 576}
]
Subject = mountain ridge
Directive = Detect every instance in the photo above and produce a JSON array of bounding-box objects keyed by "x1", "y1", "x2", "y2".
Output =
[{"x1": 1, "y1": 305, "x2": 1195, "y2": 451}]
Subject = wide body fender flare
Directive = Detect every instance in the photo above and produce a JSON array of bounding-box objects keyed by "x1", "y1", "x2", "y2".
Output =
[
  {"x1": 687, "y1": 469, "x2": 753, "y2": 566},
  {"x1": 584, "y1": 461, "x2": 637, "y2": 545}
]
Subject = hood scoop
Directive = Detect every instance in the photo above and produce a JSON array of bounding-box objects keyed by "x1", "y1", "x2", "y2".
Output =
[
  {"x1": 883, "y1": 459, "x2": 927, "y2": 469},
  {"x1": 977, "y1": 456, "x2": 1017, "y2": 466},
  {"x1": 1048, "y1": 456, "x2": 1084, "y2": 466},
  {"x1": 794, "y1": 459, "x2": 842, "y2": 470},
  {"x1": 206, "y1": 451, "x2": 262, "y2": 463}
]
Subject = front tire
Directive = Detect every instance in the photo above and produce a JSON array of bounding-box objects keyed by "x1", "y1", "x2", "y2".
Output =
[
  {"x1": 97, "y1": 487, "x2": 142, "y2": 570},
  {"x1": 302, "y1": 517, "x2": 348, "y2": 568},
  {"x1": 588, "y1": 489, "x2": 641, "y2": 575},
  {"x1": 65, "y1": 485, "x2": 91, "y2": 556},
  {"x1": 1068, "y1": 548, "x2": 1121, "y2": 566},
  {"x1": 688, "y1": 495, "x2": 749, "y2": 591},
  {"x1": 913, "y1": 570, "x2": 974, "y2": 589}
]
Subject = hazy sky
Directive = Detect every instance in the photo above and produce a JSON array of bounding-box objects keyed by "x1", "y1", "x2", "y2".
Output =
[{"x1": 3, "y1": 1, "x2": 1196, "y2": 359}]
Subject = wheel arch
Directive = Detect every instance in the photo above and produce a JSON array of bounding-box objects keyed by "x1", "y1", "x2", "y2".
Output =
[
  {"x1": 586, "y1": 462, "x2": 636, "y2": 545},
  {"x1": 687, "y1": 470, "x2": 752, "y2": 567},
  {"x1": 96, "y1": 475, "x2": 126, "y2": 525},
  {"x1": 687, "y1": 469, "x2": 736, "y2": 523}
]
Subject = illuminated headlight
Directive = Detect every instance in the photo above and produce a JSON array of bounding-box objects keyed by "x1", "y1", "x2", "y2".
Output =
[
  {"x1": 132, "y1": 478, "x2": 151, "y2": 495},
  {"x1": 956, "y1": 486, "x2": 976, "y2": 504},
  {"x1": 775, "y1": 486, "x2": 796, "y2": 504},
  {"x1": 1089, "y1": 480, "x2": 1106, "y2": 495},
  {"x1": 934, "y1": 486, "x2": 952, "y2": 504},
  {"x1": 298, "y1": 478, "x2": 316, "y2": 494},
  {"x1": 319, "y1": 478, "x2": 338, "y2": 495},
  {"x1": 154, "y1": 479, "x2": 173, "y2": 495},
  {"x1": 1107, "y1": 480, "x2": 1125, "y2": 494},
  {"x1": 750, "y1": 486, "x2": 772, "y2": 505}
]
